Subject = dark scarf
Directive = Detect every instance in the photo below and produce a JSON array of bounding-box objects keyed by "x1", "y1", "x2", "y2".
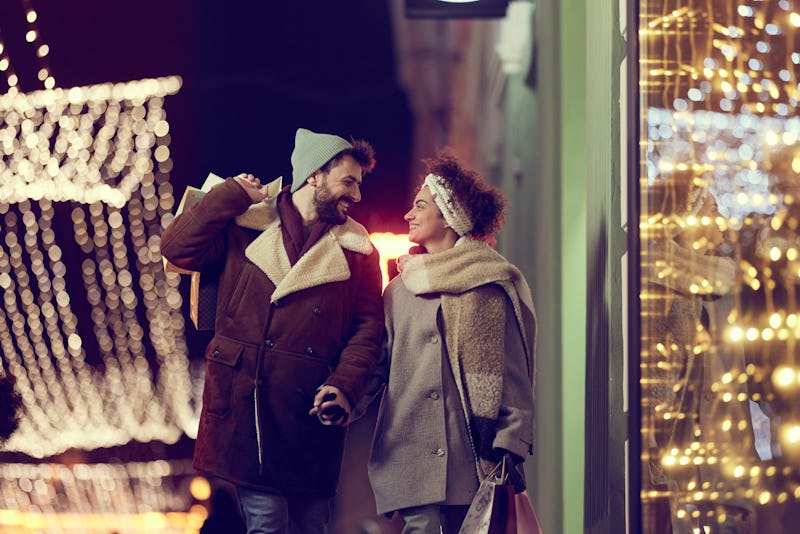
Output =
[{"x1": 277, "y1": 189, "x2": 332, "y2": 266}]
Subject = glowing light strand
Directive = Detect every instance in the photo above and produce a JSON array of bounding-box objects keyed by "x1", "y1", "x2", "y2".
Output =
[
  {"x1": 0, "y1": 26, "x2": 19, "y2": 91},
  {"x1": 0, "y1": 76, "x2": 199, "y2": 458},
  {"x1": 19, "y1": 0, "x2": 55, "y2": 89},
  {"x1": 639, "y1": 0, "x2": 800, "y2": 523}
]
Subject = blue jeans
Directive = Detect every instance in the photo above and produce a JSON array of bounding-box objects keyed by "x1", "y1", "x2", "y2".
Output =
[{"x1": 235, "y1": 486, "x2": 331, "y2": 534}]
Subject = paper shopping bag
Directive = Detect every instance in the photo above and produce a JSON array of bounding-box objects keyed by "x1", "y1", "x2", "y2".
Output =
[
  {"x1": 162, "y1": 173, "x2": 281, "y2": 330},
  {"x1": 459, "y1": 472, "x2": 511, "y2": 534},
  {"x1": 162, "y1": 176, "x2": 221, "y2": 331},
  {"x1": 512, "y1": 490, "x2": 543, "y2": 534}
]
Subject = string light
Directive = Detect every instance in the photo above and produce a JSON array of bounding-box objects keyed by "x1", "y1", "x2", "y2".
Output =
[
  {"x1": 0, "y1": 77, "x2": 182, "y2": 208},
  {"x1": 640, "y1": 0, "x2": 800, "y2": 526},
  {"x1": 0, "y1": 75, "x2": 203, "y2": 530},
  {"x1": 0, "y1": 74, "x2": 201, "y2": 460},
  {"x1": 19, "y1": 0, "x2": 55, "y2": 89},
  {"x1": 0, "y1": 2, "x2": 203, "y2": 528},
  {"x1": 0, "y1": 460, "x2": 207, "y2": 531},
  {"x1": 0, "y1": 27, "x2": 19, "y2": 93}
]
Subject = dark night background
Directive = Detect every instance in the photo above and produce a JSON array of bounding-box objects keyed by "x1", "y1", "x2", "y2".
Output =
[{"x1": 0, "y1": 0, "x2": 415, "y2": 232}]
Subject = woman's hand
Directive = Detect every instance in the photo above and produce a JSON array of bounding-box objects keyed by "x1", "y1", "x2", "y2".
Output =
[{"x1": 497, "y1": 449, "x2": 526, "y2": 493}]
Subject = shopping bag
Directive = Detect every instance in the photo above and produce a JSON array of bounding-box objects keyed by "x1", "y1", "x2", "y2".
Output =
[
  {"x1": 162, "y1": 173, "x2": 281, "y2": 330},
  {"x1": 512, "y1": 490, "x2": 543, "y2": 534},
  {"x1": 459, "y1": 462, "x2": 511, "y2": 534},
  {"x1": 162, "y1": 176, "x2": 222, "y2": 331}
]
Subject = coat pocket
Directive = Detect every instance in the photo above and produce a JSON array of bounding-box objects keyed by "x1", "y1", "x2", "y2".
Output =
[{"x1": 203, "y1": 337, "x2": 244, "y2": 417}]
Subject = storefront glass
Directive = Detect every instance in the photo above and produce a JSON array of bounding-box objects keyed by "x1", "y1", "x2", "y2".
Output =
[{"x1": 637, "y1": 1, "x2": 800, "y2": 531}]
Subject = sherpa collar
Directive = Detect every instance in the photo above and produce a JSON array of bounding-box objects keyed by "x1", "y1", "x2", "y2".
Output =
[{"x1": 239, "y1": 195, "x2": 373, "y2": 303}]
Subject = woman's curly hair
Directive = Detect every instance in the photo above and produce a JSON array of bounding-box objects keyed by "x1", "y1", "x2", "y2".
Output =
[
  {"x1": 422, "y1": 150, "x2": 506, "y2": 241},
  {"x1": 0, "y1": 372, "x2": 22, "y2": 445}
]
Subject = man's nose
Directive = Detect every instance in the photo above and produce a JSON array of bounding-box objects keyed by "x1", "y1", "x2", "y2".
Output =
[{"x1": 351, "y1": 185, "x2": 362, "y2": 203}]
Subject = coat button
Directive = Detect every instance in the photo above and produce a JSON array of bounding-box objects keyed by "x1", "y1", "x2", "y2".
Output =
[
  {"x1": 429, "y1": 392, "x2": 440, "y2": 400},
  {"x1": 433, "y1": 448, "x2": 445, "y2": 457},
  {"x1": 304, "y1": 346, "x2": 314, "y2": 355},
  {"x1": 265, "y1": 339, "x2": 274, "y2": 348},
  {"x1": 313, "y1": 306, "x2": 322, "y2": 317},
  {"x1": 211, "y1": 350, "x2": 220, "y2": 357},
  {"x1": 430, "y1": 335, "x2": 439, "y2": 344}
]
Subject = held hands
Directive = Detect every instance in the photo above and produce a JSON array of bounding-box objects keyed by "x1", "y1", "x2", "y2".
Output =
[
  {"x1": 232, "y1": 173, "x2": 271, "y2": 203},
  {"x1": 309, "y1": 385, "x2": 351, "y2": 426}
]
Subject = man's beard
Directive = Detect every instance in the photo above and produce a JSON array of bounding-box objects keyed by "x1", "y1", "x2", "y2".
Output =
[{"x1": 313, "y1": 183, "x2": 349, "y2": 225}]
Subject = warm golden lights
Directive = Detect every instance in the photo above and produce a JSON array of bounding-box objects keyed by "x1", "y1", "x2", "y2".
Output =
[
  {"x1": 0, "y1": 74, "x2": 201, "y2": 530},
  {"x1": 639, "y1": 0, "x2": 800, "y2": 530},
  {"x1": 369, "y1": 232, "x2": 412, "y2": 289}
]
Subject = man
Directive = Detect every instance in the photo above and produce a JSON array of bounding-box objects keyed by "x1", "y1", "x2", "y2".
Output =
[{"x1": 160, "y1": 128, "x2": 384, "y2": 533}]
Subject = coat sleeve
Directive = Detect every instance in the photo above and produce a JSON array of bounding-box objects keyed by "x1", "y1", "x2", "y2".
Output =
[
  {"x1": 324, "y1": 246, "x2": 385, "y2": 406},
  {"x1": 348, "y1": 283, "x2": 395, "y2": 421},
  {"x1": 160, "y1": 179, "x2": 254, "y2": 272},
  {"x1": 492, "y1": 297, "x2": 535, "y2": 459},
  {"x1": 348, "y1": 333, "x2": 389, "y2": 422}
]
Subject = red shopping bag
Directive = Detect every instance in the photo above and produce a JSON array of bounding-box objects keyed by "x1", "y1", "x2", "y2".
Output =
[{"x1": 510, "y1": 490, "x2": 543, "y2": 534}]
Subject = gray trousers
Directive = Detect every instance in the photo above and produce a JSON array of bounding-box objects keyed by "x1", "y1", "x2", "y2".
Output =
[{"x1": 398, "y1": 504, "x2": 470, "y2": 534}]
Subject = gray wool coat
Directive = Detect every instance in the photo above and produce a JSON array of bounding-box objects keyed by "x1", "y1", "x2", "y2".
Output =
[{"x1": 367, "y1": 276, "x2": 534, "y2": 514}]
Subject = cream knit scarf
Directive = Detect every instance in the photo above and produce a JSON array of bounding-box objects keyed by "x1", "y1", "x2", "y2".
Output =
[{"x1": 400, "y1": 239, "x2": 536, "y2": 478}]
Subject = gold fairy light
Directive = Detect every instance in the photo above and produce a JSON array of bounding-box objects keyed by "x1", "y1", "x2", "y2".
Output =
[
  {"x1": 0, "y1": 75, "x2": 199, "y2": 459},
  {"x1": 0, "y1": 14, "x2": 202, "y2": 526},
  {"x1": 20, "y1": 0, "x2": 54, "y2": 88},
  {"x1": 0, "y1": 27, "x2": 18, "y2": 91},
  {"x1": 0, "y1": 77, "x2": 182, "y2": 208},
  {"x1": 0, "y1": 460, "x2": 207, "y2": 531},
  {"x1": 639, "y1": 0, "x2": 800, "y2": 528}
]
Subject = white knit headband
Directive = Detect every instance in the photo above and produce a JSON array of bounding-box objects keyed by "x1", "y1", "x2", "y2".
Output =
[{"x1": 423, "y1": 173, "x2": 474, "y2": 236}]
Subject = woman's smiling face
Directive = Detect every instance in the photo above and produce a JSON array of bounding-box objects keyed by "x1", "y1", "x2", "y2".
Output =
[{"x1": 404, "y1": 186, "x2": 451, "y2": 248}]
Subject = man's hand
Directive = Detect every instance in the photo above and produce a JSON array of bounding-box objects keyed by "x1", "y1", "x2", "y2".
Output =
[
  {"x1": 232, "y1": 173, "x2": 271, "y2": 203},
  {"x1": 309, "y1": 385, "x2": 351, "y2": 426}
]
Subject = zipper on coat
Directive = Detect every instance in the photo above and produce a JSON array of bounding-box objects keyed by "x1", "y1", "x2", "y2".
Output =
[{"x1": 254, "y1": 388, "x2": 263, "y2": 474}]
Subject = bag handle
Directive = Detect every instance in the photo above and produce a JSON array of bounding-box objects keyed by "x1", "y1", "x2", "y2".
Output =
[{"x1": 484, "y1": 457, "x2": 509, "y2": 483}]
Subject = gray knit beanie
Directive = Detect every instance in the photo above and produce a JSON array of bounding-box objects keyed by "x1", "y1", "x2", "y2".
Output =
[{"x1": 290, "y1": 128, "x2": 353, "y2": 193}]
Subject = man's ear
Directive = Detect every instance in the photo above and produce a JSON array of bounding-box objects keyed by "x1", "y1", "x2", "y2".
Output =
[{"x1": 308, "y1": 172, "x2": 321, "y2": 187}]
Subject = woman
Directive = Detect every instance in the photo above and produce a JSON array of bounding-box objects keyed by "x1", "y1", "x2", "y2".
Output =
[{"x1": 367, "y1": 152, "x2": 536, "y2": 533}]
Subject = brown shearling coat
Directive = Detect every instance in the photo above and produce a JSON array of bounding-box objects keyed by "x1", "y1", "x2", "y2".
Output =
[{"x1": 160, "y1": 178, "x2": 384, "y2": 496}]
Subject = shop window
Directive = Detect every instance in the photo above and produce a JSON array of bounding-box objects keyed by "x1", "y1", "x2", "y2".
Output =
[{"x1": 636, "y1": 1, "x2": 800, "y2": 532}]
